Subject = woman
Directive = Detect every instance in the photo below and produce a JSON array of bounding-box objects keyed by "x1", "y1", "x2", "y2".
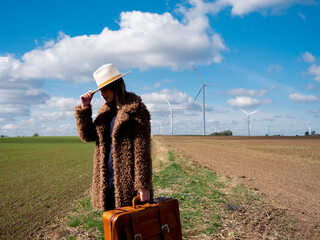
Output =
[{"x1": 74, "y1": 63, "x2": 152, "y2": 210}]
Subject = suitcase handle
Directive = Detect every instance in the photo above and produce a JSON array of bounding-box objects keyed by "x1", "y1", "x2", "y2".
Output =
[
  {"x1": 132, "y1": 196, "x2": 141, "y2": 209},
  {"x1": 132, "y1": 196, "x2": 150, "y2": 209}
]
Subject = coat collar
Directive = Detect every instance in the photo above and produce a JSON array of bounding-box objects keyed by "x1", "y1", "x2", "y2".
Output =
[
  {"x1": 97, "y1": 92, "x2": 141, "y2": 115},
  {"x1": 94, "y1": 92, "x2": 144, "y2": 144}
]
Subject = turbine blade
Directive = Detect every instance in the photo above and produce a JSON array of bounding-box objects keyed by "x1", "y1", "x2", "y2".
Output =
[
  {"x1": 164, "y1": 111, "x2": 171, "y2": 121},
  {"x1": 193, "y1": 87, "x2": 203, "y2": 104},
  {"x1": 173, "y1": 106, "x2": 188, "y2": 109},
  {"x1": 165, "y1": 97, "x2": 172, "y2": 107},
  {"x1": 249, "y1": 109, "x2": 260, "y2": 115},
  {"x1": 239, "y1": 107, "x2": 248, "y2": 115},
  {"x1": 192, "y1": 65, "x2": 204, "y2": 85},
  {"x1": 205, "y1": 84, "x2": 226, "y2": 87}
]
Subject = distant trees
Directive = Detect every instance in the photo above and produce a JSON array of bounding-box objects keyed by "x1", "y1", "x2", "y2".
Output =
[
  {"x1": 210, "y1": 130, "x2": 233, "y2": 136},
  {"x1": 305, "y1": 130, "x2": 317, "y2": 136},
  {"x1": 32, "y1": 133, "x2": 39, "y2": 137}
]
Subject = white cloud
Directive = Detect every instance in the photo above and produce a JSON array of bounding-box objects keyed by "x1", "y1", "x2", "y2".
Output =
[
  {"x1": 0, "y1": 55, "x2": 51, "y2": 122},
  {"x1": 303, "y1": 51, "x2": 316, "y2": 63},
  {"x1": 3, "y1": 123, "x2": 16, "y2": 130},
  {"x1": 0, "y1": 87, "x2": 50, "y2": 123},
  {"x1": 0, "y1": 88, "x2": 49, "y2": 105},
  {"x1": 45, "y1": 124, "x2": 76, "y2": 135},
  {"x1": 0, "y1": 55, "x2": 22, "y2": 81},
  {"x1": 141, "y1": 88, "x2": 199, "y2": 114},
  {"x1": 226, "y1": 88, "x2": 268, "y2": 97},
  {"x1": 45, "y1": 97, "x2": 79, "y2": 110},
  {"x1": 1, "y1": 3, "x2": 226, "y2": 85},
  {"x1": 0, "y1": 95, "x2": 82, "y2": 136},
  {"x1": 289, "y1": 93, "x2": 319, "y2": 103},
  {"x1": 40, "y1": 111, "x2": 74, "y2": 122},
  {"x1": 308, "y1": 64, "x2": 320, "y2": 81},
  {"x1": 227, "y1": 96, "x2": 272, "y2": 107},
  {"x1": 0, "y1": 105, "x2": 30, "y2": 116},
  {"x1": 212, "y1": 0, "x2": 316, "y2": 16}
]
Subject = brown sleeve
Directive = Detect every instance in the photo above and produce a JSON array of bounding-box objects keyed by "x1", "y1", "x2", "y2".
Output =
[
  {"x1": 74, "y1": 104, "x2": 98, "y2": 142},
  {"x1": 133, "y1": 104, "x2": 153, "y2": 192}
]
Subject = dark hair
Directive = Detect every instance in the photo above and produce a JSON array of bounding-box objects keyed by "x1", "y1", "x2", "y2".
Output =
[{"x1": 105, "y1": 78, "x2": 127, "y2": 108}]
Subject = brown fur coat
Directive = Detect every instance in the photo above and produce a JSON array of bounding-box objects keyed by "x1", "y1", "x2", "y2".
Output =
[{"x1": 74, "y1": 92, "x2": 152, "y2": 210}]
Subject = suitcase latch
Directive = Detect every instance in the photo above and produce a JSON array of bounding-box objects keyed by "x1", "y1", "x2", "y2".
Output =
[
  {"x1": 134, "y1": 234, "x2": 142, "y2": 240},
  {"x1": 161, "y1": 224, "x2": 170, "y2": 234}
]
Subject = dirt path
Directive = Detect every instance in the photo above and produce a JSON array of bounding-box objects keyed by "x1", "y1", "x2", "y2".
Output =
[{"x1": 156, "y1": 136, "x2": 320, "y2": 239}]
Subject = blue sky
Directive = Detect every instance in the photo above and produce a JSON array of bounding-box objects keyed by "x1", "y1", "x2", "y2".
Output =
[{"x1": 1, "y1": 0, "x2": 320, "y2": 136}]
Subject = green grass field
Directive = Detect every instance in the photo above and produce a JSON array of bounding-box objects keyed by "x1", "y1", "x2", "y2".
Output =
[{"x1": 0, "y1": 137, "x2": 94, "y2": 239}]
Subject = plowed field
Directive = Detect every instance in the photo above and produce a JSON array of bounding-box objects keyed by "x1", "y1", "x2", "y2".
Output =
[{"x1": 156, "y1": 135, "x2": 320, "y2": 239}]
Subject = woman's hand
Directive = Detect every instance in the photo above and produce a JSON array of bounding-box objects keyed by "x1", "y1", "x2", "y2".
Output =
[
  {"x1": 138, "y1": 189, "x2": 150, "y2": 202},
  {"x1": 80, "y1": 91, "x2": 94, "y2": 107}
]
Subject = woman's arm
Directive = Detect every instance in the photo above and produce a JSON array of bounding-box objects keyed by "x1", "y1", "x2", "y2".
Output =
[
  {"x1": 74, "y1": 91, "x2": 98, "y2": 142},
  {"x1": 133, "y1": 104, "x2": 153, "y2": 200}
]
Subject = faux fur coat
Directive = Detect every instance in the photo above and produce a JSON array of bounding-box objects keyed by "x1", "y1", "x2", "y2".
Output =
[{"x1": 74, "y1": 92, "x2": 153, "y2": 210}]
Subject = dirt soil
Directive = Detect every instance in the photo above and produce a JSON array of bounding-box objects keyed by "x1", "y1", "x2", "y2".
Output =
[{"x1": 156, "y1": 136, "x2": 320, "y2": 239}]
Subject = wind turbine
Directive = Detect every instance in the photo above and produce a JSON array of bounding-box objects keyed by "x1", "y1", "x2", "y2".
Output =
[
  {"x1": 192, "y1": 65, "x2": 224, "y2": 135},
  {"x1": 151, "y1": 120, "x2": 163, "y2": 135},
  {"x1": 158, "y1": 121, "x2": 163, "y2": 135},
  {"x1": 164, "y1": 98, "x2": 187, "y2": 135},
  {"x1": 309, "y1": 124, "x2": 312, "y2": 135},
  {"x1": 240, "y1": 107, "x2": 260, "y2": 136}
]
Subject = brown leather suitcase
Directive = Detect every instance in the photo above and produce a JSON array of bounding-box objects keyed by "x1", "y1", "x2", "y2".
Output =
[{"x1": 102, "y1": 196, "x2": 182, "y2": 240}]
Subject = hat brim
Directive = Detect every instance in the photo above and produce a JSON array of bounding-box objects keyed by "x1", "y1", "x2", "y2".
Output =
[{"x1": 93, "y1": 71, "x2": 131, "y2": 93}]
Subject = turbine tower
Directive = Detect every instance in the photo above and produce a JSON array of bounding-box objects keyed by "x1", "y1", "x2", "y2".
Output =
[
  {"x1": 240, "y1": 108, "x2": 260, "y2": 136},
  {"x1": 164, "y1": 98, "x2": 187, "y2": 135},
  {"x1": 192, "y1": 65, "x2": 223, "y2": 136}
]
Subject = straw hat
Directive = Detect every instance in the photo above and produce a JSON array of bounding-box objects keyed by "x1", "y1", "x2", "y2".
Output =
[{"x1": 93, "y1": 63, "x2": 131, "y2": 93}]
